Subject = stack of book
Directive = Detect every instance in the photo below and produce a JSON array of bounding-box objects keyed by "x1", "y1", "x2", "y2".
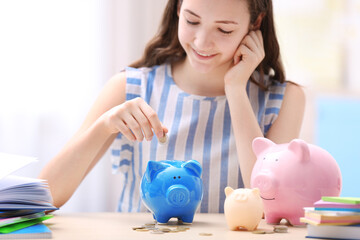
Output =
[
  {"x1": 0, "y1": 153, "x2": 57, "y2": 239},
  {"x1": 301, "y1": 196, "x2": 360, "y2": 240}
]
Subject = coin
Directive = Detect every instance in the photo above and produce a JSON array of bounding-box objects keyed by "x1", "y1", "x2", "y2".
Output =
[
  {"x1": 199, "y1": 233, "x2": 213, "y2": 236},
  {"x1": 150, "y1": 230, "x2": 164, "y2": 234},
  {"x1": 273, "y1": 225, "x2": 288, "y2": 233},
  {"x1": 252, "y1": 230, "x2": 266, "y2": 234},
  {"x1": 132, "y1": 227, "x2": 145, "y2": 230},
  {"x1": 160, "y1": 227, "x2": 171, "y2": 233},
  {"x1": 136, "y1": 228, "x2": 149, "y2": 232},
  {"x1": 158, "y1": 133, "x2": 168, "y2": 144},
  {"x1": 134, "y1": 220, "x2": 190, "y2": 234},
  {"x1": 176, "y1": 226, "x2": 189, "y2": 231},
  {"x1": 144, "y1": 223, "x2": 156, "y2": 227}
]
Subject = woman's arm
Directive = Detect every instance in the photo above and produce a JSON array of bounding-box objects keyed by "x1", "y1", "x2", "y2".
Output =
[
  {"x1": 224, "y1": 30, "x2": 305, "y2": 187},
  {"x1": 226, "y1": 82, "x2": 305, "y2": 188},
  {"x1": 39, "y1": 72, "x2": 127, "y2": 208},
  {"x1": 265, "y1": 82, "x2": 305, "y2": 143},
  {"x1": 40, "y1": 70, "x2": 167, "y2": 208}
]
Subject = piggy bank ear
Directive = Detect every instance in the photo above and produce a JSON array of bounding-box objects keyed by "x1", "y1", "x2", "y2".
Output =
[
  {"x1": 145, "y1": 161, "x2": 170, "y2": 182},
  {"x1": 181, "y1": 160, "x2": 202, "y2": 177},
  {"x1": 252, "y1": 137, "x2": 275, "y2": 157},
  {"x1": 224, "y1": 186, "x2": 234, "y2": 197},
  {"x1": 288, "y1": 139, "x2": 310, "y2": 162},
  {"x1": 252, "y1": 188, "x2": 260, "y2": 197}
]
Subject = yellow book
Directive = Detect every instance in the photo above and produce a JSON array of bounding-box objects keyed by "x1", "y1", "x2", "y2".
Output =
[{"x1": 300, "y1": 217, "x2": 357, "y2": 226}]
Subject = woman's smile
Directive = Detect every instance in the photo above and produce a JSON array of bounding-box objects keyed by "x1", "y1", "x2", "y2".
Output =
[{"x1": 192, "y1": 47, "x2": 217, "y2": 60}]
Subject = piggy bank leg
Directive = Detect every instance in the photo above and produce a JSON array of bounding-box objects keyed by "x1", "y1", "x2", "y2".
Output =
[
  {"x1": 265, "y1": 215, "x2": 282, "y2": 225},
  {"x1": 287, "y1": 216, "x2": 305, "y2": 226},
  {"x1": 246, "y1": 224, "x2": 259, "y2": 231},
  {"x1": 228, "y1": 225, "x2": 240, "y2": 231},
  {"x1": 180, "y1": 214, "x2": 195, "y2": 224},
  {"x1": 154, "y1": 213, "x2": 171, "y2": 224}
]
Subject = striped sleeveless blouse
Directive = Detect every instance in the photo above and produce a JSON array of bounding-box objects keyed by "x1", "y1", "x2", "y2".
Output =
[{"x1": 110, "y1": 63, "x2": 286, "y2": 213}]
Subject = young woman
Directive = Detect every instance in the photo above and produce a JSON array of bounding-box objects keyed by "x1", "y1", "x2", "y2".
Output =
[{"x1": 39, "y1": 0, "x2": 305, "y2": 213}]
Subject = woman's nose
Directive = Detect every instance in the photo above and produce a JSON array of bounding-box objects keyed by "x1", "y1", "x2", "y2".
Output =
[{"x1": 193, "y1": 28, "x2": 214, "y2": 51}]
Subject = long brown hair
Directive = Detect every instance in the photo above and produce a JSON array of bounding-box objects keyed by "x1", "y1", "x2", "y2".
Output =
[{"x1": 130, "y1": 0, "x2": 285, "y2": 89}]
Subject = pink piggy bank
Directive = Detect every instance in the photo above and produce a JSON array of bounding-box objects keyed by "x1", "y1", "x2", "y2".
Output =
[
  {"x1": 224, "y1": 187, "x2": 264, "y2": 231},
  {"x1": 250, "y1": 137, "x2": 342, "y2": 226}
]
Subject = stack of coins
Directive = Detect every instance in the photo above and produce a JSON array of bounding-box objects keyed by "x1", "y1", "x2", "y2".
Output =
[
  {"x1": 273, "y1": 225, "x2": 288, "y2": 233},
  {"x1": 252, "y1": 225, "x2": 288, "y2": 235},
  {"x1": 132, "y1": 220, "x2": 192, "y2": 235}
]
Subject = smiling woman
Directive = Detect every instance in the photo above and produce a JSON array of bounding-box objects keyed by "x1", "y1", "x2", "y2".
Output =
[{"x1": 1, "y1": 0, "x2": 358, "y2": 213}]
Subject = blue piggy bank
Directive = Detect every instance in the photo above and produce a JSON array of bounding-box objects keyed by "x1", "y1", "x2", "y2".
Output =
[{"x1": 140, "y1": 160, "x2": 203, "y2": 224}]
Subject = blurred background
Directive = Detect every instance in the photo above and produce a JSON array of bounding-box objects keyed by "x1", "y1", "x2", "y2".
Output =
[{"x1": 0, "y1": 0, "x2": 359, "y2": 212}]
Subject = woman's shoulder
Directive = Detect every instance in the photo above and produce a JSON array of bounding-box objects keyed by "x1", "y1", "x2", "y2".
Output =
[
  {"x1": 283, "y1": 81, "x2": 305, "y2": 104},
  {"x1": 125, "y1": 63, "x2": 168, "y2": 78}
]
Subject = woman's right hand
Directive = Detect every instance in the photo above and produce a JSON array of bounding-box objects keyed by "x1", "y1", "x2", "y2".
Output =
[{"x1": 101, "y1": 97, "x2": 167, "y2": 142}]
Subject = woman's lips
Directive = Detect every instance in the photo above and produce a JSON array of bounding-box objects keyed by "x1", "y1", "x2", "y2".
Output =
[{"x1": 192, "y1": 48, "x2": 216, "y2": 60}]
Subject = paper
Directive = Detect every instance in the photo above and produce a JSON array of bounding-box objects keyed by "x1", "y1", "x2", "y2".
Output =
[{"x1": 0, "y1": 153, "x2": 37, "y2": 180}]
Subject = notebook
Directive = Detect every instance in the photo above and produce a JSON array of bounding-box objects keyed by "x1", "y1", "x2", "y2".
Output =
[
  {"x1": 306, "y1": 224, "x2": 360, "y2": 240},
  {"x1": 0, "y1": 224, "x2": 52, "y2": 239},
  {"x1": 0, "y1": 153, "x2": 57, "y2": 211}
]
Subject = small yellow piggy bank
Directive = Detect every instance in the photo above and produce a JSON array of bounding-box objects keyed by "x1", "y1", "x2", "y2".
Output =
[{"x1": 224, "y1": 187, "x2": 264, "y2": 231}]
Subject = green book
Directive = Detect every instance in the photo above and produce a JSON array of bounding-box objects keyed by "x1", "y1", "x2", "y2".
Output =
[
  {"x1": 322, "y1": 196, "x2": 360, "y2": 205},
  {"x1": 0, "y1": 215, "x2": 53, "y2": 234}
]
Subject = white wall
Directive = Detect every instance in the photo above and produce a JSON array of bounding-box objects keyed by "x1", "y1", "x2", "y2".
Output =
[{"x1": 0, "y1": 0, "x2": 166, "y2": 212}]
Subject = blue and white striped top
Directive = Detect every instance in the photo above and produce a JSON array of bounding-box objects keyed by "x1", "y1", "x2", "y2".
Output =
[{"x1": 110, "y1": 63, "x2": 286, "y2": 213}]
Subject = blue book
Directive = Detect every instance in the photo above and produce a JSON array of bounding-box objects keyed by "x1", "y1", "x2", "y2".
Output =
[
  {"x1": 315, "y1": 208, "x2": 360, "y2": 212},
  {"x1": 0, "y1": 223, "x2": 52, "y2": 239},
  {"x1": 306, "y1": 224, "x2": 360, "y2": 240}
]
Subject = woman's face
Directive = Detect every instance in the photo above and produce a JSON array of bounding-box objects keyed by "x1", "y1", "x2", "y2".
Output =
[{"x1": 178, "y1": 0, "x2": 251, "y2": 73}]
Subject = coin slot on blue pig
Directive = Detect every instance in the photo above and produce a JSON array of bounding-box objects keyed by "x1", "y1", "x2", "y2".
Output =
[{"x1": 140, "y1": 160, "x2": 203, "y2": 224}]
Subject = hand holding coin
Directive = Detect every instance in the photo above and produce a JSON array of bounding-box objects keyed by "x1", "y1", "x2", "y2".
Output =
[{"x1": 158, "y1": 132, "x2": 168, "y2": 144}]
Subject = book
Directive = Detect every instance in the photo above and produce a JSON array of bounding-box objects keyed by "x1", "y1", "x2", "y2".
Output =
[
  {"x1": 0, "y1": 153, "x2": 37, "y2": 180},
  {"x1": 315, "y1": 207, "x2": 360, "y2": 212},
  {"x1": 303, "y1": 211, "x2": 360, "y2": 225},
  {"x1": 301, "y1": 217, "x2": 358, "y2": 226},
  {"x1": 0, "y1": 153, "x2": 57, "y2": 211},
  {"x1": 306, "y1": 224, "x2": 360, "y2": 240},
  {"x1": 0, "y1": 212, "x2": 45, "y2": 227},
  {"x1": 0, "y1": 214, "x2": 53, "y2": 233},
  {"x1": 315, "y1": 200, "x2": 360, "y2": 209},
  {"x1": 322, "y1": 197, "x2": 360, "y2": 205},
  {"x1": 0, "y1": 223, "x2": 52, "y2": 239}
]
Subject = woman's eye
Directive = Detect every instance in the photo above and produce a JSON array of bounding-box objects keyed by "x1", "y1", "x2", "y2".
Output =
[
  {"x1": 186, "y1": 19, "x2": 199, "y2": 25},
  {"x1": 218, "y1": 28, "x2": 233, "y2": 35}
]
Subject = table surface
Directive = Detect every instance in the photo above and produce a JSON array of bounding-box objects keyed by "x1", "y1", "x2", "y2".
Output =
[{"x1": 40, "y1": 212, "x2": 307, "y2": 240}]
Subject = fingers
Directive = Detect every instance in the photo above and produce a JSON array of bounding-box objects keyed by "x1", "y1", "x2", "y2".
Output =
[
  {"x1": 249, "y1": 30, "x2": 264, "y2": 50},
  {"x1": 234, "y1": 30, "x2": 264, "y2": 66},
  {"x1": 138, "y1": 100, "x2": 164, "y2": 139},
  {"x1": 110, "y1": 98, "x2": 166, "y2": 142}
]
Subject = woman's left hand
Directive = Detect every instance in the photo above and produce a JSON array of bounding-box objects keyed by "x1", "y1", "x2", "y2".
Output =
[{"x1": 224, "y1": 30, "x2": 265, "y2": 89}]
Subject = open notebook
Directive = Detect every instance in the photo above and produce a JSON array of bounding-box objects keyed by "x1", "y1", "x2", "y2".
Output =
[{"x1": 0, "y1": 153, "x2": 56, "y2": 211}]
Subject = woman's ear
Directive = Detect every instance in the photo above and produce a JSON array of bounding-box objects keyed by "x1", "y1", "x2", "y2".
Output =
[{"x1": 251, "y1": 12, "x2": 266, "y2": 30}]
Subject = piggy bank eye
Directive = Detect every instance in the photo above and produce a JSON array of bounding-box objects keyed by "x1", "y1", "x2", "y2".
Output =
[
  {"x1": 173, "y1": 176, "x2": 176, "y2": 179},
  {"x1": 263, "y1": 157, "x2": 266, "y2": 161},
  {"x1": 275, "y1": 158, "x2": 279, "y2": 161},
  {"x1": 178, "y1": 176, "x2": 181, "y2": 179}
]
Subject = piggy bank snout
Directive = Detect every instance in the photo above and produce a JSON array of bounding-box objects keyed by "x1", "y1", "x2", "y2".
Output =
[
  {"x1": 252, "y1": 173, "x2": 276, "y2": 196},
  {"x1": 166, "y1": 184, "x2": 190, "y2": 207}
]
